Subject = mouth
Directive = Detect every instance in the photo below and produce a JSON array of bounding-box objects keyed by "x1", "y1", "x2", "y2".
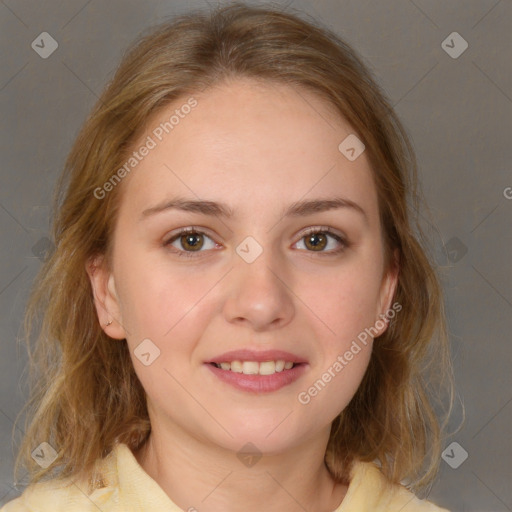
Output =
[
  {"x1": 209, "y1": 360, "x2": 301, "y2": 376},
  {"x1": 205, "y1": 350, "x2": 308, "y2": 393}
]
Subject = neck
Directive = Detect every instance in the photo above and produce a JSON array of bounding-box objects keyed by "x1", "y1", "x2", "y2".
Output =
[{"x1": 134, "y1": 420, "x2": 347, "y2": 512}]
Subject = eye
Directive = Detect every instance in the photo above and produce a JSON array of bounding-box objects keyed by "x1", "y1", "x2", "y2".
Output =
[
  {"x1": 294, "y1": 227, "x2": 348, "y2": 255},
  {"x1": 163, "y1": 226, "x2": 349, "y2": 259},
  {"x1": 164, "y1": 227, "x2": 218, "y2": 258}
]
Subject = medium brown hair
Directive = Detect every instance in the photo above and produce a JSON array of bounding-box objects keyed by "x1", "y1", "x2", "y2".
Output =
[{"x1": 15, "y1": 2, "x2": 454, "y2": 495}]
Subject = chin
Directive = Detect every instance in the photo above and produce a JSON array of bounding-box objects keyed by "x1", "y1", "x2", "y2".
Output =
[{"x1": 206, "y1": 414, "x2": 311, "y2": 455}]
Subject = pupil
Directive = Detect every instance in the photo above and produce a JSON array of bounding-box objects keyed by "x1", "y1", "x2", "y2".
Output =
[
  {"x1": 307, "y1": 233, "x2": 326, "y2": 251},
  {"x1": 183, "y1": 233, "x2": 203, "y2": 251}
]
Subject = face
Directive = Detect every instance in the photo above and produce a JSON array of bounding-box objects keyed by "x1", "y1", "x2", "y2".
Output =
[{"x1": 88, "y1": 78, "x2": 398, "y2": 456}]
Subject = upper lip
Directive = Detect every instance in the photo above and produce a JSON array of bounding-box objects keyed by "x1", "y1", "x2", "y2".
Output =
[{"x1": 206, "y1": 349, "x2": 308, "y2": 364}]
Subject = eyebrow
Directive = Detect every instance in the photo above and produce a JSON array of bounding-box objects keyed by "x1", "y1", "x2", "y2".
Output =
[{"x1": 140, "y1": 196, "x2": 367, "y2": 223}]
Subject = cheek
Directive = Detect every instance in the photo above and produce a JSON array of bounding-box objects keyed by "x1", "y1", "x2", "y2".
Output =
[
  {"x1": 298, "y1": 253, "x2": 383, "y2": 415},
  {"x1": 304, "y1": 261, "x2": 384, "y2": 346},
  {"x1": 115, "y1": 254, "x2": 218, "y2": 343},
  {"x1": 296, "y1": 339, "x2": 372, "y2": 423}
]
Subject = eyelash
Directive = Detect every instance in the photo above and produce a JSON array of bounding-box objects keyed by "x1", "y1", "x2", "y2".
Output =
[{"x1": 163, "y1": 226, "x2": 349, "y2": 259}]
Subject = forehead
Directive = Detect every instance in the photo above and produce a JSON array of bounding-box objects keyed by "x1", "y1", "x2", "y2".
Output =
[{"x1": 118, "y1": 78, "x2": 379, "y2": 224}]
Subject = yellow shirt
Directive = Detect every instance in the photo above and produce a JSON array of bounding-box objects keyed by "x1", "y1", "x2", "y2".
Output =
[{"x1": 1, "y1": 443, "x2": 449, "y2": 511}]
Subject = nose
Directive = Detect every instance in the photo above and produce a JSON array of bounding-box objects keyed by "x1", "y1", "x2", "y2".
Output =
[{"x1": 222, "y1": 246, "x2": 295, "y2": 333}]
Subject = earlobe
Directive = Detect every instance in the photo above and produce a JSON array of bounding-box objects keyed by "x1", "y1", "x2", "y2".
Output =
[{"x1": 85, "y1": 256, "x2": 126, "y2": 340}]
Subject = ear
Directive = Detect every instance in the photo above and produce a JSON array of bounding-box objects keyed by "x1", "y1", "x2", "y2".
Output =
[
  {"x1": 85, "y1": 255, "x2": 127, "y2": 340},
  {"x1": 374, "y1": 248, "x2": 400, "y2": 337}
]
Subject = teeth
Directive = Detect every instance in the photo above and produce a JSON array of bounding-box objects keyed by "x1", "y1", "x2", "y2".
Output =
[
  {"x1": 214, "y1": 360, "x2": 296, "y2": 375},
  {"x1": 259, "y1": 361, "x2": 275, "y2": 375},
  {"x1": 230, "y1": 361, "x2": 243, "y2": 373},
  {"x1": 242, "y1": 361, "x2": 259, "y2": 375}
]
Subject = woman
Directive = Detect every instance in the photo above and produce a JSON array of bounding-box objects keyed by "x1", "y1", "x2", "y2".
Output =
[{"x1": 3, "y1": 3, "x2": 453, "y2": 510}]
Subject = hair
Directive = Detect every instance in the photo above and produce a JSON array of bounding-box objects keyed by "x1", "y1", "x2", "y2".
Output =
[{"x1": 14, "y1": 1, "x2": 454, "y2": 497}]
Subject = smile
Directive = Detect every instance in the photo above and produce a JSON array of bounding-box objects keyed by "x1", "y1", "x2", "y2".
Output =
[
  {"x1": 206, "y1": 361, "x2": 307, "y2": 393},
  {"x1": 211, "y1": 360, "x2": 295, "y2": 375}
]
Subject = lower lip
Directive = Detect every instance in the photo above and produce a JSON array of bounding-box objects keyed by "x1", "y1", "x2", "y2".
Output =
[{"x1": 205, "y1": 363, "x2": 308, "y2": 393}]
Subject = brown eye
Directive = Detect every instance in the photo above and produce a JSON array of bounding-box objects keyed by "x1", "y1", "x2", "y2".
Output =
[
  {"x1": 304, "y1": 232, "x2": 328, "y2": 251},
  {"x1": 164, "y1": 228, "x2": 217, "y2": 257},
  {"x1": 294, "y1": 227, "x2": 348, "y2": 255},
  {"x1": 180, "y1": 232, "x2": 204, "y2": 251}
]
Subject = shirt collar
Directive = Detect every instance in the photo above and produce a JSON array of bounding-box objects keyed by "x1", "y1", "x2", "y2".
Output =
[{"x1": 98, "y1": 443, "x2": 387, "y2": 511}]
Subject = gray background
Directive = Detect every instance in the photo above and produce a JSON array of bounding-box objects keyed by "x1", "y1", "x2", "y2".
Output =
[{"x1": 0, "y1": 0, "x2": 510, "y2": 510}]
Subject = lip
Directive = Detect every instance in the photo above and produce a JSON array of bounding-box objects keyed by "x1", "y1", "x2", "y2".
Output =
[
  {"x1": 206, "y1": 349, "x2": 308, "y2": 364},
  {"x1": 205, "y1": 362, "x2": 308, "y2": 393}
]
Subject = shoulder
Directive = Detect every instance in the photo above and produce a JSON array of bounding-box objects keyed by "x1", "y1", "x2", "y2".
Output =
[
  {"x1": 0, "y1": 449, "x2": 120, "y2": 512},
  {"x1": 0, "y1": 444, "x2": 177, "y2": 512},
  {"x1": 336, "y1": 460, "x2": 450, "y2": 512},
  {"x1": 1, "y1": 484, "x2": 118, "y2": 512}
]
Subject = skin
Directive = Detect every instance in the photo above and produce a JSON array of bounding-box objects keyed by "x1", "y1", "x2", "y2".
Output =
[{"x1": 87, "y1": 77, "x2": 399, "y2": 511}]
